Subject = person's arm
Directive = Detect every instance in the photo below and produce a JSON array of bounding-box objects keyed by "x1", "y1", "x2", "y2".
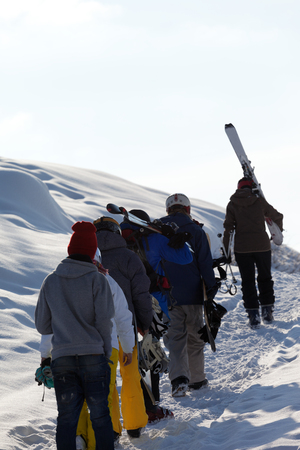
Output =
[
  {"x1": 35, "y1": 281, "x2": 53, "y2": 336},
  {"x1": 107, "y1": 275, "x2": 135, "y2": 356},
  {"x1": 94, "y1": 275, "x2": 115, "y2": 358},
  {"x1": 157, "y1": 234, "x2": 193, "y2": 265},
  {"x1": 127, "y1": 253, "x2": 153, "y2": 333},
  {"x1": 263, "y1": 199, "x2": 283, "y2": 231},
  {"x1": 223, "y1": 203, "x2": 235, "y2": 253},
  {"x1": 40, "y1": 334, "x2": 53, "y2": 363},
  {"x1": 195, "y1": 229, "x2": 217, "y2": 292}
]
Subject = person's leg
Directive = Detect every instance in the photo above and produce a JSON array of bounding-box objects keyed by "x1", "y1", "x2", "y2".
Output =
[
  {"x1": 163, "y1": 305, "x2": 190, "y2": 382},
  {"x1": 254, "y1": 251, "x2": 274, "y2": 306},
  {"x1": 109, "y1": 347, "x2": 122, "y2": 435},
  {"x1": 76, "y1": 400, "x2": 89, "y2": 448},
  {"x1": 184, "y1": 304, "x2": 206, "y2": 385},
  {"x1": 141, "y1": 370, "x2": 160, "y2": 411},
  {"x1": 119, "y1": 343, "x2": 148, "y2": 432},
  {"x1": 80, "y1": 355, "x2": 114, "y2": 450},
  {"x1": 51, "y1": 356, "x2": 84, "y2": 450},
  {"x1": 235, "y1": 252, "x2": 259, "y2": 310}
]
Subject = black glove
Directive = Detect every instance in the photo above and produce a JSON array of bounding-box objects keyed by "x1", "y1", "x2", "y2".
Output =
[
  {"x1": 35, "y1": 357, "x2": 54, "y2": 389},
  {"x1": 206, "y1": 284, "x2": 219, "y2": 302},
  {"x1": 160, "y1": 224, "x2": 176, "y2": 238},
  {"x1": 198, "y1": 299, "x2": 227, "y2": 343},
  {"x1": 168, "y1": 231, "x2": 192, "y2": 249},
  {"x1": 207, "y1": 299, "x2": 227, "y2": 325}
]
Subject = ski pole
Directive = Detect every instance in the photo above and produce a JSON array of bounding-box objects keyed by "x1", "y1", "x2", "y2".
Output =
[{"x1": 217, "y1": 233, "x2": 237, "y2": 294}]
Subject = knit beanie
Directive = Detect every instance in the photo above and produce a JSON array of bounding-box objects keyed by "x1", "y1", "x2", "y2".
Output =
[
  {"x1": 237, "y1": 178, "x2": 253, "y2": 190},
  {"x1": 67, "y1": 221, "x2": 98, "y2": 260}
]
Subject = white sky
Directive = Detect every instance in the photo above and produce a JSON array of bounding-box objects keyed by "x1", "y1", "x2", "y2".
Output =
[{"x1": 1, "y1": 0, "x2": 299, "y2": 251}]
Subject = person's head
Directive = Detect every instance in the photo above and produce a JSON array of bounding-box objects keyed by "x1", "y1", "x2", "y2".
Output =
[
  {"x1": 165, "y1": 193, "x2": 191, "y2": 215},
  {"x1": 128, "y1": 209, "x2": 150, "y2": 223},
  {"x1": 120, "y1": 209, "x2": 150, "y2": 238},
  {"x1": 237, "y1": 177, "x2": 254, "y2": 190},
  {"x1": 93, "y1": 216, "x2": 121, "y2": 235},
  {"x1": 67, "y1": 221, "x2": 98, "y2": 259}
]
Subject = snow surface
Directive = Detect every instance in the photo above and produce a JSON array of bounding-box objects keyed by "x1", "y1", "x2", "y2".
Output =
[{"x1": 1, "y1": 156, "x2": 300, "y2": 450}]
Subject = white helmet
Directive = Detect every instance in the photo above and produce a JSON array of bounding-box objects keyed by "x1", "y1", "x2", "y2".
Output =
[{"x1": 166, "y1": 193, "x2": 190, "y2": 213}]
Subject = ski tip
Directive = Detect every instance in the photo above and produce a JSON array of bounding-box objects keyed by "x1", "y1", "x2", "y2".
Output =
[
  {"x1": 106, "y1": 203, "x2": 114, "y2": 213},
  {"x1": 225, "y1": 123, "x2": 234, "y2": 129},
  {"x1": 106, "y1": 203, "x2": 123, "y2": 215}
]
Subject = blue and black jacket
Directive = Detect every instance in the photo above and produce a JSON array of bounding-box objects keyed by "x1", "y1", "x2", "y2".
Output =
[
  {"x1": 159, "y1": 212, "x2": 216, "y2": 306},
  {"x1": 121, "y1": 222, "x2": 193, "y2": 316}
]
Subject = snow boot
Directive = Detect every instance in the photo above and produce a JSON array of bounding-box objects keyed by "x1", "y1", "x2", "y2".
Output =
[
  {"x1": 188, "y1": 379, "x2": 208, "y2": 390},
  {"x1": 127, "y1": 428, "x2": 142, "y2": 438},
  {"x1": 113, "y1": 431, "x2": 120, "y2": 444},
  {"x1": 146, "y1": 405, "x2": 174, "y2": 424},
  {"x1": 247, "y1": 309, "x2": 261, "y2": 329},
  {"x1": 171, "y1": 376, "x2": 189, "y2": 397},
  {"x1": 262, "y1": 305, "x2": 274, "y2": 323}
]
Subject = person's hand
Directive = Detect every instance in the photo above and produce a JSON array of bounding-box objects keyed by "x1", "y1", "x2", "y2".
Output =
[
  {"x1": 123, "y1": 352, "x2": 133, "y2": 366},
  {"x1": 168, "y1": 231, "x2": 192, "y2": 249}
]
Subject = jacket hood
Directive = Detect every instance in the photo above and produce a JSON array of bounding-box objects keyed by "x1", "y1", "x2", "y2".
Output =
[
  {"x1": 96, "y1": 230, "x2": 127, "y2": 251},
  {"x1": 54, "y1": 258, "x2": 98, "y2": 279},
  {"x1": 230, "y1": 189, "x2": 259, "y2": 207}
]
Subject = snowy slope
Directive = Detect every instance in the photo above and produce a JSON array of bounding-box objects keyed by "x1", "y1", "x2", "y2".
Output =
[{"x1": 0, "y1": 156, "x2": 299, "y2": 450}]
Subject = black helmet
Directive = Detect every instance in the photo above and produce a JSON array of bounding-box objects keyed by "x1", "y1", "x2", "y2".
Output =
[
  {"x1": 93, "y1": 216, "x2": 121, "y2": 234},
  {"x1": 129, "y1": 209, "x2": 150, "y2": 222}
]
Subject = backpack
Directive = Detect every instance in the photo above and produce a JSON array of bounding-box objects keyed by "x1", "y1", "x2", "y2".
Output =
[{"x1": 122, "y1": 227, "x2": 172, "y2": 295}]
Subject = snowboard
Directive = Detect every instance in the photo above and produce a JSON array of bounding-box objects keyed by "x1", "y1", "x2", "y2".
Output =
[
  {"x1": 137, "y1": 332, "x2": 157, "y2": 406},
  {"x1": 202, "y1": 284, "x2": 216, "y2": 352},
  {"x1": 225, "y1": 123, "x2": 283, "y2": 246}
]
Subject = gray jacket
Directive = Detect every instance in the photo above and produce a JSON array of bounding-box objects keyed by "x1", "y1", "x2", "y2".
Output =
[
  {"x1": 35, "y1": 258, "x2": 114, "y2": 360},
  {"x1": 96, "y1": 231, "x2": 153, "y2": 332}
]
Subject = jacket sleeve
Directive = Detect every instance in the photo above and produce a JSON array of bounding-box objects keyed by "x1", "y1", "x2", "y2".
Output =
[
  {"x1": 93, "y1": 274, "x2": 115, "y2": 358},
  {"x1": 39, "y1": 334, "x2": 53, "y2": 358},
  {"x1": 263, "y1": 199, "x2": 283, "y2": 231},
  {"x1": 157, "y1": 235, "x2": 193, "y2": 265},
  {"x1": 108, "y1": 276, "x2": 135, "y2": 354},
  {"x1": 35, "y1": 279, "x2": 53, "y2": 336},
  {"x1": 223, "y1": 202, "x2": 236, "y2": 253},
  {"x1": 127, "y1": 252, "x2": 153, "y2": 332},
  {"x1": 194, "y1": 227, "x2": 216, "y2": 290}
]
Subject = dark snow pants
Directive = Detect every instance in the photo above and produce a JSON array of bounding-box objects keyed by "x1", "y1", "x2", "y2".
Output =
[{"x1": 235, "y1": 250, "x2": 275, "y2": 310}]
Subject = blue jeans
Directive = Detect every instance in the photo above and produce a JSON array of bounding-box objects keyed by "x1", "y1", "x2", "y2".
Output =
[{"x1": 51, "y1": 354, "x2": 114, "y2": 450}]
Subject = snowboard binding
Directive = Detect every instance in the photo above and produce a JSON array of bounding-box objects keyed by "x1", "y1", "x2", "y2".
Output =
[{"x1": 138, "y1": 332, "x2": 169, "y2": 375}]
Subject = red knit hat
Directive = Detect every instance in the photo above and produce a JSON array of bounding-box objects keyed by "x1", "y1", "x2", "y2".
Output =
[
  {"x1": 237, "y1": 178, "x2": 253, "y2": 190},
  {"x1": 67, "y1": 221, "x2": 98, "y2": 259}
]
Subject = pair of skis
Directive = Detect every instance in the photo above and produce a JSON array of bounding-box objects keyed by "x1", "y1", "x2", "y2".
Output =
[{"x1": 225, "y1": 124, "x2": 283, "y2": 246}]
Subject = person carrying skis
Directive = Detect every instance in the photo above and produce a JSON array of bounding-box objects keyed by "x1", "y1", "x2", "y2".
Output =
[
  {"x1": 35, "y1": 221, "x2": 115, "y2": 450},
  {"x1": 223, "y1": 177, "x2": 283, "y2": 328},
  {"x1": 120, "y1": 209, "x2": 193, "y2": 420},
  {"x1": 159, "y1": 193, "x2": 218, "y2": 397},
  {"x1": 93, "y1": 216, "x2": 152, "y2": 439}
]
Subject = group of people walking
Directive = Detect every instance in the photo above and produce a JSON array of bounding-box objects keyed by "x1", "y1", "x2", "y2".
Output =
[{"x1": 35, "y1": 180, "x2": 283, "y2": 450}]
